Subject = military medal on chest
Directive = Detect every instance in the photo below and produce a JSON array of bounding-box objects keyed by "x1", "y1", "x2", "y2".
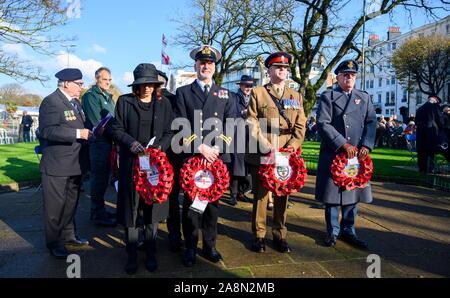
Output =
[{"x1": 217, "y1": 89, "x2": 229, "y2": 99}]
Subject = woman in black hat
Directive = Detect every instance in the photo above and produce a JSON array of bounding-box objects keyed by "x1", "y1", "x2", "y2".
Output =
[{"x1": 107, "y1": 63, "x2": 174, "y2": 274}]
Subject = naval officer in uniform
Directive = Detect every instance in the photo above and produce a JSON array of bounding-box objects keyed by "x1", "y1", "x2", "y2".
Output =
[
  {"x1": 38, "y1": 68, "x2": 91, "y2": 258},
  {"x1": 315, "y1": 59, "x2": 376, "y2": 249},
  {"x1": 246, "y1": 51, "x2": 307, "y2": 253},
  {"x1": 173, "y1": 44, "x2": 236, "y2": 267}
]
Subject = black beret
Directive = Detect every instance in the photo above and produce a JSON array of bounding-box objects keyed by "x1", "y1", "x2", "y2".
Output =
[
  {"x1": 334, "y1": 59, "x2": 358, "y2": 75},
  {"x1": 55, "y1": 68, "x2": 83, "y2": 81},
  {"x1": 264, "y1": 51, "x2": 292, "y2": 68}
]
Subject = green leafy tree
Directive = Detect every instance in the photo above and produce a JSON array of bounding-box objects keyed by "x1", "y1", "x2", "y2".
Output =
[{"x1": 392, "y1": 34, "x2": 450, "y2": 101}]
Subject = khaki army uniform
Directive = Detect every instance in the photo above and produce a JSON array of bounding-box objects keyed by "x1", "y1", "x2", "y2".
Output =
[{"x1": 246, "y1": 83, "x2": 307, "y2": 240}]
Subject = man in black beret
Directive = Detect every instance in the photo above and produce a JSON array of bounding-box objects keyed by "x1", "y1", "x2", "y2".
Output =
[{"x1": 38, "y1": 68, "x2": 92, "y2": 258}]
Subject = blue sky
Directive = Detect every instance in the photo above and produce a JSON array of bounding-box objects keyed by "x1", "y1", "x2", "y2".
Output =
[{"x1": 0, "y1": 0, "x2": 448, "y2": 98}]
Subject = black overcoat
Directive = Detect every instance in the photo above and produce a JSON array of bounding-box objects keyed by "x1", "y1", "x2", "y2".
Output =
[{"x1": 107, "y1": 93, "x2": 173, "y2": 227}]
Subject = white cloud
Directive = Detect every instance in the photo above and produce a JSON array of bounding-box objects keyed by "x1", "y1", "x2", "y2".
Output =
[
  {"x1": 56, "y1": 51, "x2": 102, "y2": 81},
  {"x1": 92, "y1": 44, "x2": 106, "y2": 54},
  {"x1": 1, "y1": 44, "x2": 26, "y2": 57},
  {"x1": 122, "y1": 72, "x2": 134, "y2": 85},
  {"x1": 66, "y1": 0, "x2": 81, "y2": 19}
]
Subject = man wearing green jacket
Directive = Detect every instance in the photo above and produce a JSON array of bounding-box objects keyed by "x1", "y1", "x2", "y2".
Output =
[{"x1": 82, "y1": 67, "x2": 116, "y2": 226}]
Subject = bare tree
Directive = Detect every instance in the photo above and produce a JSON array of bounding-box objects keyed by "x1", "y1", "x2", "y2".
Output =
[
  {"x1": 259, "y1": 0, "x2": 449, "y2": 115},
  {"x1": 0, "y1": 0, "x2": 72, "y2": 82},
  {"x1": 392, "y1": 35, "x2": 450, "y2": 101},
  {"x1": 173, "y1": 0, "x2": 271, "y2": 85}
]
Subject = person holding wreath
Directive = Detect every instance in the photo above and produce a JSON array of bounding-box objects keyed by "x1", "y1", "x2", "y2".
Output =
[
  {"x1": 107, "y1": 63, "x2": 173, "y2": 274},
  {"x1": 315, "y1": 59, "x2": 376, "y2": 249}
]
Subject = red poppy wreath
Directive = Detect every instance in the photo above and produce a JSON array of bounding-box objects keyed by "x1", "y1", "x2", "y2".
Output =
[
  {"x1": 331, "y1": 151, "x2": 373, "y2": 191},
  {"x1": 180, "y1": 156, "x2": 230, "y2": 203},
  {"x1": 133, "y1": 148, "x2": 174, "y2": 205},
  {"x1": 259, "y1": 147, "x2": 308, "y2": 196}
]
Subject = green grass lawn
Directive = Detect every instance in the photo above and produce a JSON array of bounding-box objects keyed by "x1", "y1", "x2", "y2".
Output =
[
  {"x1": 301, "y1": 141, "x2": 427, "y2": 181},
  {"x1": 0, "y1": 141, "x2": 429, "y2": 185},
  {"x1": 0, "y1": 142, "x2": 41, "y2": 185}
]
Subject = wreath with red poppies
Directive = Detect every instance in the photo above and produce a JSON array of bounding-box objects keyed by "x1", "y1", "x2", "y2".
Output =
[
  {"x1": 331, "y1": 151, "x2": 373, "y2": 191},
  {"x1": 259, "y1": 147, "x2": 308, "y2": 196},
  {"x1": 133, "y1": 148, "x2": 174, "y2": 205},
  {"x1": 180, "y1": 156, "x2": 230, "y2": 203}
]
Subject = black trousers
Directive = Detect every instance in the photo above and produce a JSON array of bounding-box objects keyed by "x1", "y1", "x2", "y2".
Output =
[
  {"x1": 230, "y1": 175, "x2": 251, "y2": 197},
  {"x1": 417, "y1": 150, "x2": 435, "y2": 173},
  {"x1": 42, "y1": 173, "x2": 81, "y2": 249},
  {"x1": 167, "y1": 163, "x2": 182, "y2": 242},
  {"x1": 89, "y1": 141, "x2": 112, "y2": 217},
  {"x1": 182, "y1": 196, "x2": 219, "y2": 251},
  {"x1": 125, "y1": 224, "x2": 158, "y2": 244}
]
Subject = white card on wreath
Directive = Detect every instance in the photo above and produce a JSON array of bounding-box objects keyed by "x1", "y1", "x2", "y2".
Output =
[
  {"x1": 139, "y1": 155, "x2": 151, "y2": 171},
  {"x1": 190, "y1": 196, "x2": 208, "y2": 214},
  {"x1": 347, "y1": 157, "x2": 359, "y2": 166},
  {"x1": 275, "y1": 152, "x2": 289, "y2": 167}
]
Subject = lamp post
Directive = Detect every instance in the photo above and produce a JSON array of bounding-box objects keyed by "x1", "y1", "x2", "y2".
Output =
[
  {"x1": 63, "y1": 44, "x2": 76, "y2": 67},
  {"x1": 361, "y1": 0, "x2": 367, "y2": 91}
]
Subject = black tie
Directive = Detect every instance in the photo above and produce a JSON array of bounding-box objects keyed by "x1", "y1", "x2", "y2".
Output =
[
  {"x1": 71, "y1": 99, "x2": 85, "y2": 121},
  {"x1": 204, "y1": 84, "x2": 210, "y2": 97}
]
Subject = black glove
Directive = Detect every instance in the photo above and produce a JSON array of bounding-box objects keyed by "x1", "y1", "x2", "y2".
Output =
[{"x1": 130, "y1": 141, "x2": 145, "y2": 154}]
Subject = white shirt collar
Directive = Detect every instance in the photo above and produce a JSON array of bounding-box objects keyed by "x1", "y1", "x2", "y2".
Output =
[
  {"x1": 59, "y1": 88, "x2": 74, "y2": 102},
  {"x1": 196, "y1": 79, "x2": 212, "y2": 90}
]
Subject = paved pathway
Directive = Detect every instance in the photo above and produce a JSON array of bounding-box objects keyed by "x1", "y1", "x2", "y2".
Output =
[{"x1": 1, "y1": 176, "x2": 449, "y2": 278}]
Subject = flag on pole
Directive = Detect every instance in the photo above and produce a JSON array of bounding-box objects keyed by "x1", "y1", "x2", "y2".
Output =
[
  {"x1": 162, "y1": 34, "x2": 168, "y2": 48},
  {"x1": 161, "y1": 51, "x2": 170, "y2": 65},
  {"x1": 161, "y1": 34, "x2": 170, "y2": 65}
]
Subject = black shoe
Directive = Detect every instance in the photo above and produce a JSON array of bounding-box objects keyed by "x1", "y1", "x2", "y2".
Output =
[
  {"x1": 339, "y1": 233, "x2": 368, "y2": 249},
  {"x1": 182, "y1": 248, "x2": 196, "y2": 267},
  {"x1": 229, "y1": 196, "x2": 237, "y2": 206},
  {"x1": 251, "y1": 238, "x2": 266, "y2": 253},
  {"x1": 238, "y1": 193, "x2": 252, "y2": 203},
  {"x1": 273, "y1": 239, "x2": 291, "y2": 253},
  {"x1": 144, "y1": 241, "x2": 158, "y2": 272},
  {"x1": 169, "y1": 239, "x2": 182, "y2": 252},
  {"x1": 125, "y1": 244, "x2": 138, "y2": 275},
  {"x1": 65, "y1": 237, "x2": 90, "y2": 247},
  {"x1": 324, "y1": 234, "x2": 337, "y2": 247},
  {"x1": 49, "y1": 246, "x2": 69, "y2": 259},
  {"x1": 202, "y1": 248, "x2": 223, "y2": 263}
]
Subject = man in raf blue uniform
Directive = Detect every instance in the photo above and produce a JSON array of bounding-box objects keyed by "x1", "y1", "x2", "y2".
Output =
[
  {"x1": 173, "y1": 45, "x2": 236, "y2": 267},
  {"x1": 315, "y1": 59, "x2": 376, "y2": 249},
  {"x1": 38, "y1": 68, "x2": 91, "y2": 258}
]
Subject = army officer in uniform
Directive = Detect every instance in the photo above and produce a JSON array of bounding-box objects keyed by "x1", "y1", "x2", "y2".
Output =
[
  {"x1": 315, "y1": 59, "x2": 376, "y2": 249},
  {"x1": 38, "y1": 68, "x2": 91, "y2": 258},
  {"x1": 246, "y1": 51, "x2": 307, "y2": 253},
  {"x1": 173, "y1": 45, "x2": 236, "y2": 267}
]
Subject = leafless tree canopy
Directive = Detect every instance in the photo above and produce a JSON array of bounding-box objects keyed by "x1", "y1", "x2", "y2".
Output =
[{"x1": 0, "y1": 0, "x2": 71, "y2": 83}]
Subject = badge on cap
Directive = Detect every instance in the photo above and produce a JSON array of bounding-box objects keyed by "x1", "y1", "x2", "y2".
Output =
[
  {"x1": 354, "y1": 98, "x2": 361, "y2": 105},
  {"x1": 202, "y1": 46, "x2": 211, "y2": 55},
  {"x1": 347, "y1": 61, "x2": 354, "y2": 69}
]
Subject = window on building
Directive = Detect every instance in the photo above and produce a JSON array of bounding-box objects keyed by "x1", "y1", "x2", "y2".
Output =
[
  {"x1": 370, "y1": 80, "x2": 374, "y2": 88},
  {"x1": 391, "y1": 91, "x2": 395, "y2": 104},
  {"x1": 379, "y1": 78, "x2": 382, "y2": 87},
  {"x1": 366, "y1": 80, "x2": 370, "y2": 89},
  {"x1": 402, "y1": 89, "x2": 407, "y2": 102},
  {"x1": 392, "y1": 43, "x2": 396, "y2": 50},
  {"x1": 386, "y1": 79, "x2": 390, "y2": 86},
  {"x1": 378, "y1": 93, "x2": 382, "y2": 103},
  {"x1": 391, "y1": 77, "x2": 395, "y2": 85},
  {"x1": 370, "y1": 65, "x2": 375, "y2": 73},
  {"x1": 416, "y1": 90, "x2": 422, "y2": 104},
  {"x1": 386, "y1": 92, "x2": 390, "y2": 104},
  {"x1": 378, "y1": 65, "x2": 382, "y2": 72},
  {"x1": 447, "y1": 24, "x2": 450, "y2": 34}
]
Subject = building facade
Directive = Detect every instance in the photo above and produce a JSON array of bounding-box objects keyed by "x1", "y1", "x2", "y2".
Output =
[{"x1": 357, "y1": 15, "x2": 450, "y2": 121}]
